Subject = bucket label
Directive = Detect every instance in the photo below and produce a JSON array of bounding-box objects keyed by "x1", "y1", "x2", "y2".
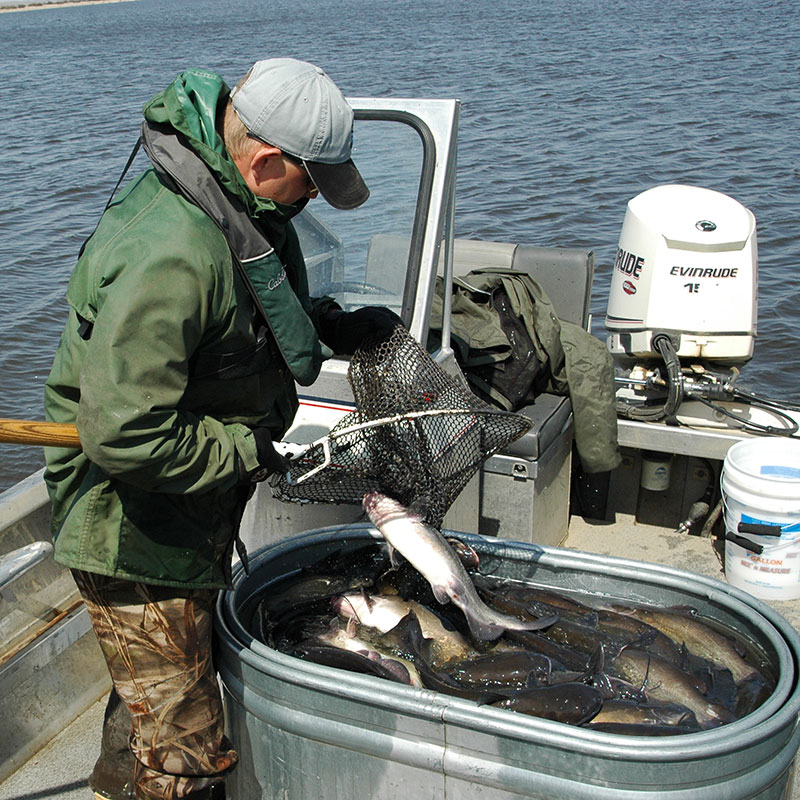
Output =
[{"x1": 760, "y1": 465, "x2": 800, "y2": 479}]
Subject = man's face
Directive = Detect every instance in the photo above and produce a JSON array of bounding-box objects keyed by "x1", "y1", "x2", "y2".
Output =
[{"x1": 265, "y1": 153, "x2": 319, "y2": 205}]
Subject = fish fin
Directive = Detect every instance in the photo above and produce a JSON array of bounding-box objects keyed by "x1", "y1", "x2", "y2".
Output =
[
  {"x1": 359, "y1": 586, "x2": 374, "y2": 611},
  {"x1": 525, "y1": 670, "x2": 541, "y2": 689},
  {"x1": 587, "y1": 644, "x2": 605, "y2": 675},
  {"x1": 375, "y1": 656, "x2": 413, "y2": 685},
  {"x1": 388, "y1": 544, "x2": 402, "y2": 570},
  {"x1": 326, "y1": 617, "x2": 341, "y2": 636},
  {"x1": 396, "y1": 612, "x2": 433, "y2": 663},
  {"x1": 462, "y1": 609, "x2": 506, "y2": 642},
  {"x1": 476, "y1": 692, "x2": 508, "y2": 706},
  {"x1": 432, "y1": 583, "x2": 452, "y2": 605}
]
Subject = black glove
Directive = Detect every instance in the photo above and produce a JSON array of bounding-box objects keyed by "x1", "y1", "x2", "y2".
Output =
[
  {"x1": 318, "y1": 306, "x2": 403, "y2": 356},
  {"x1": 247, "y1": 427, "x2": 292, "y2": 482}
]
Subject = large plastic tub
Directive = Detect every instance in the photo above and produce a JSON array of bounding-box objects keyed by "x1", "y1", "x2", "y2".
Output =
[{"x1": 215, "y1": 525, "x2": 800, "y2": 799}]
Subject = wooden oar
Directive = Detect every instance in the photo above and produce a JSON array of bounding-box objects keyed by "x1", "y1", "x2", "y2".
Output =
[{"x1": 0, "y1": 419, "x2": 81, "y2": 448}]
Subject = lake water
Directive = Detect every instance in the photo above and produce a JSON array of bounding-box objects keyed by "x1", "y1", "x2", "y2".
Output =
[{"x1": 1, "y1": 0, "x2": 798, "y2": 492}]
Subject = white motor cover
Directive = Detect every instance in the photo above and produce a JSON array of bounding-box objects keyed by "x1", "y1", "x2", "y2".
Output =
[{"x1": 605, "y1": 184, "x2": 757, "y2": 363}]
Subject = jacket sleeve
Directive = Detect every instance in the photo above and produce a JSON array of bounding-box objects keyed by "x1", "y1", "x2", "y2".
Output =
[{"x1": 75, "y1": 241, "x2": 256, "y2": 494}]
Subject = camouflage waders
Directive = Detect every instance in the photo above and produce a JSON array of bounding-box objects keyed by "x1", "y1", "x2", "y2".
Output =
[{"x1": 73, "y1": 570, "x2": 238, "y2": 800}]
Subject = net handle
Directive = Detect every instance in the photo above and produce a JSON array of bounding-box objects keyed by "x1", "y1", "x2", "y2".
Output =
[{"x1": 286, "y1": 438, "x2": 332, "y2": 486}]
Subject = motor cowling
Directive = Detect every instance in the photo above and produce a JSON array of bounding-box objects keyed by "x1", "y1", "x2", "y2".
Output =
[{"x1": 605, "y1": 184, "x2": 757, "y2": 365}]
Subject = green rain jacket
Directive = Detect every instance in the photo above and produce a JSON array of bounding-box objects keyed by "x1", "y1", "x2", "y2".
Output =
[{"x1": 44, "y1": 70, "x2": 332, "y2": 589}]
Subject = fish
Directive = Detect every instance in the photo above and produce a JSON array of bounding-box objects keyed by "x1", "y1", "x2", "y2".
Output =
[
  {"x1": 490, "y1": 683, "x2": 605, "y2": 725},
  {"x1": 255, "y1": 535, "x2": 771, "y2": 735},
  {"x1": 332, "y1": 590, "x2": 480, "y2": 667},
  {"x1": 475, "y1": 581, "x2": 595, "y2": 617},
  {"x1": 502, "y1": 629, "x2": 592, "y2": 672},
  {"x1": 362, "y1": 491, "x2": 558, "y2": 641},
  {"x1": 588, "y1": 699, "x2": 700, "y2": 729},
  {"x1": 446, "y1": 650, "x2": 554, "y2": 691},
  {"x1": 479, "y1": 583, "x2": 687, "y2": 668},
  {"x1": 388, "y1": 612, "x2": 507, "y2": 703},
  {"x1": 610, "y1": 605, "x2": 765, "y2": 685},
  {"x1": 609, "y1": 646, "x2": 736, "y2": 728},
  {"x1": 585, "y1": 722, "x2": 701, "y2": 737},
  {"x1": 300, "y1": 618, "x2": 424, "y2": 687},
  {"x1": 294, "y1": 643, "x2": 417, "y2": 685}
]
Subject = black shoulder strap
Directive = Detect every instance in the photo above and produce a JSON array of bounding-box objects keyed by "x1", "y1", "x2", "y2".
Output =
[{"x1": 77, "y1": 137, "x2": 143, "y2": 259}]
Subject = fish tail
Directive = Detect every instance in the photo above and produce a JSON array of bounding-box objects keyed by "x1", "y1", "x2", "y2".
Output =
[{"x1": 462, "y1": 608, "x2": 507, "y2": 642}]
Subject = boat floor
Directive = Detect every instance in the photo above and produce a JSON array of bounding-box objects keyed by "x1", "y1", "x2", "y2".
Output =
[{"x1": 2, "y1": 513, "x2": 799, "y2": 800}]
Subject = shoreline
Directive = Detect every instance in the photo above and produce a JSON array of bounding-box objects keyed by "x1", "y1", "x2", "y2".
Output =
[{"x1": 0, "y1": 0, "x2": 134, "y2": 12}]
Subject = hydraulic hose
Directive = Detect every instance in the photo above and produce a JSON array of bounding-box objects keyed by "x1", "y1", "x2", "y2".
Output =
[
  {"x1": 616, "y1": 333, "x2": 684, "y2": 422},
  {"x1": 684, "y1": 392, "x2": 800, "y2": 437}
]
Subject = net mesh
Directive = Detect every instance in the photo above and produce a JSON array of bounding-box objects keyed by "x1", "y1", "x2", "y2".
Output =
[{"x1": 272, "y1": 326, "x2": 531, "y2": 527}]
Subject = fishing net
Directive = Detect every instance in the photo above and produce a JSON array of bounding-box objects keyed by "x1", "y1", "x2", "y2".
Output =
[{"x1": 272, "y1": 326, "x2": 531, "y2": 527}]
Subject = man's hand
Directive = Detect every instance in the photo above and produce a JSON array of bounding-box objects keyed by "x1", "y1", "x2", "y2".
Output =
[
  {"x1": 249, "y1": 428, "x2": 292, "y2": 482},
  {"x1": 319, "y1": 306, "x2": 403, "y2": 355}
]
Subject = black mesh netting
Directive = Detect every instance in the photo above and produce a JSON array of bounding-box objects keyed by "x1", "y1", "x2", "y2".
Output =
[{"x1": 271, "y1": 326, "x2": 531, "y2": 527}]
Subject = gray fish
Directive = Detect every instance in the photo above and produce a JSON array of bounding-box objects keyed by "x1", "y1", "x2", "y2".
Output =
[
  {"x1": 491, "y1": 683, "x2": 604, "y2": 725},
  {"x1": 363, "y1": 491, "x2": 558, "y2": 641},
  {"x1": 610, "y1": 647, "x2": 736, "y2": 728},
  {"x1": 312, "y1": 618, "x2": 424, "y2": 687},
  {"x1": 611, "y1": 605, "x2": 764, "y2": 685},
  {"x1": 585, "y1": 722, "x2": 700, "y2": 737},
  {"x1": 295, "y1": 643, "x2": 415, "y2": 685},
  {"x1": 447, "y1": 650, "x2": 554, "y2": 691},
  {"x1": 332, "y1": 591, "x2": 480, "y2": 667},
  {"x1": 589, "y1": 699, "x2": 700, "y2": 729}
]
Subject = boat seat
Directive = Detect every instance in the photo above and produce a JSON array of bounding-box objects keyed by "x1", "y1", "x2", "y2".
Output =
[
  {"x1": 448, "y1": 239, "x2": 595, "y2": 546},
  {"x1": 365, "y1": 235, "x2": 594, "y2": 329}
]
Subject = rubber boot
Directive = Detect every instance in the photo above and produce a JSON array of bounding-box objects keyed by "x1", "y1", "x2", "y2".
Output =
[{"x1": 89, "y1": 690, "x2": 135, "y2": 799}]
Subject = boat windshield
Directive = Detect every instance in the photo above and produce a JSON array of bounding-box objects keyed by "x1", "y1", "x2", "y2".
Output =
[{"x1": 294, "y1": 117, "x2": 423, "y2": 321}]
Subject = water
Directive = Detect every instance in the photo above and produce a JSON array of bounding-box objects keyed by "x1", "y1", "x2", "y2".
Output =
[{"x1": 0, "y1": 0, "x2": 798, "y2": 493}]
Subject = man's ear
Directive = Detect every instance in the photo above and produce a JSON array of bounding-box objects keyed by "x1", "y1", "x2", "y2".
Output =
[{"x1": 249, "y1": 144, "x2": 283, "y2": 182}]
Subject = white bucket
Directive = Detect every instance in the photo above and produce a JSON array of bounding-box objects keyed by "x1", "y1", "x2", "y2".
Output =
[{"x1": 721, "y1": 438, "x2": 800, "y2": 600}]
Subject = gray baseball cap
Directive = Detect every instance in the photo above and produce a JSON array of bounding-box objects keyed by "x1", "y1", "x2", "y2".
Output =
[{"x1": 230, "y1": 58, "x2": 369, "y2": 210}]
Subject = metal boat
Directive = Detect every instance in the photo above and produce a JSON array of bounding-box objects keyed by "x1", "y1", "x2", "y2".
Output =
[{"x1": 2, "y1": 97, "x2": 799, "y2": 799}]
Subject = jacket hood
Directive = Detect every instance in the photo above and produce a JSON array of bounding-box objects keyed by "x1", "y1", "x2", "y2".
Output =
[{"x1": 142, "y1": 69, "x2": 302, "y2": 221}]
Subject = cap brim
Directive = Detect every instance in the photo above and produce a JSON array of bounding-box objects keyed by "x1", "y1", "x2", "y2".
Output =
[{"x1": 305, "y1": 159, "x2": 370, "y2": 210}]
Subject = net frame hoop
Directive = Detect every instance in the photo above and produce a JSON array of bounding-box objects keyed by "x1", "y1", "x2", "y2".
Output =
[{"x1": 286, "y1": 406, "x2": 531, "y2": 486}]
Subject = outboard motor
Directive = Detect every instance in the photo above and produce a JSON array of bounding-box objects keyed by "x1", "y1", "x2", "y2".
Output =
[
  {"x1": 606, "y1": 184, "x2": 757, "y2": 365},
  {"x1": 606, "y1": 185, "x2": 763, "y2": 425}
]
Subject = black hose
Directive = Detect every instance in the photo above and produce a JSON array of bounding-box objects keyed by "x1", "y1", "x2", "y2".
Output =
[
  {"x1": 732, "y1": 387, "x2": 800, "y2": 414},
  {"x1": 684, "y1": 392, "x2": 799, "y2": 437},
  {"x1": 616, "y1": 334, "x2": 684, "y2": 422}
]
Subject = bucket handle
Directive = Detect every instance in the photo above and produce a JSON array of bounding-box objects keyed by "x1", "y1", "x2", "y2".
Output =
[
  {"x1": 738, "y1": 521, "x2": 783, "y2": 537},
  {"x1": 725, "y1": 531, "x2": 764, "y2": 554}
]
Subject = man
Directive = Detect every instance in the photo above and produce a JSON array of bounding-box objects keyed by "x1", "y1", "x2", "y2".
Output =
[{"x1": 44, "y1": 58, "x2": 400, "y2": 800}]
